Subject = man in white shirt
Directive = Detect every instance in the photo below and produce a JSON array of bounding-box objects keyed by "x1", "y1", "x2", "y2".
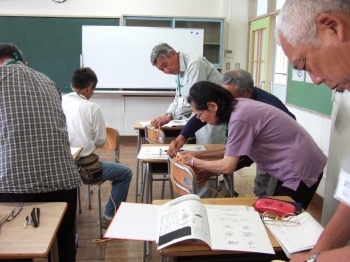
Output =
[{"x1": 62, "y1": 67, "x2": 132, "y2": 229}]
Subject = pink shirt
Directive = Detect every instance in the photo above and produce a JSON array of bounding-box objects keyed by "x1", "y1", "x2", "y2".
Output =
[{"x1": 225, "y1": 98, "x2": 327, "y2": 191}]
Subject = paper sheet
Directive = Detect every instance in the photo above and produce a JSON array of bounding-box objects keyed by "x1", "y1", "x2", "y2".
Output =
[
  {"x1": 137, "y1": 145, "x2": 206, "y2": 160},
  {"x1": 162, "y1": 120, "x2": 188, "y2": 127},
  {"x1": 264, "y1": 212, "x2": 323, "y2": 254},
  {"x1": 139, "y1": 120, "x2": 188, "y2": 128},
  {"x1": 104, "y1": 202, "x2": 158, "y2": 241},
  {"x1": 139, "y1": 121, "x2": 151, "y2": 127},
  {"x1": 70, "y1": 147, "x2": 81, "y2": 156}
]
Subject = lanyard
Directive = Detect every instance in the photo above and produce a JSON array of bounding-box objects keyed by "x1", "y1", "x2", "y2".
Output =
[
  {"x1": 177, "y1": 74, "x2": 182, "y2": 97},
  {"x1": 4, "y1": 59, "x2": 17, "y2": 66},
  {"x1": 4, "y1": 53, "x2": 19, "y2": 66}
]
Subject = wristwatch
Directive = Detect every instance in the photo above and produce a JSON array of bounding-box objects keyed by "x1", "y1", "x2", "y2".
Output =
[{"x1": 305, "y1": 252, "x2": 320, "y2": 262}]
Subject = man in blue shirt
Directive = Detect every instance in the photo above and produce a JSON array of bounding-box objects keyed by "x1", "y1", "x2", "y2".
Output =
[{"x1": 167, "y1": 69, "x2": 296, "y2": 196}]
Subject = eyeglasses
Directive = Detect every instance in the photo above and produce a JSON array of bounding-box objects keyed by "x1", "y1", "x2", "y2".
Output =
[
  {"x1": 196, "y1": 110, "x2": 204, "y2": 119},
  {"x1": 262, "y1": 211, "x2": 299, "y2": 226},
  {"x1": 0, "y1": 202, "x2": 24, "y2": 233}
]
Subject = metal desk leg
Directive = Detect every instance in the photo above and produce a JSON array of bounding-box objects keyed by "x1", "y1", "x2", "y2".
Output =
[
  {"x1": 142, "y1": 240, "x2": 151, "y2": 262},
  {"x1": 225, "y1": 173, "x2": 236, "y2": 197},
  {"x1": 135, "y1": 131, "x2": 141, "y2": 202},
  {"x1": 140, "y1": 162, "x2": 147, "y2": 203},
  {"x1": 51, "y1": 236, "x2": 59, "y2": 262}
]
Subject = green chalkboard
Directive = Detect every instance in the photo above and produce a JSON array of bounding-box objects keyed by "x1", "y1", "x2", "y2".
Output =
[
  {"x1": 0, "y1": 16, "x2": 119, "y2": 93},
  {"x1": 286, "y1": 65, "x2": 332, "y2": 116}
]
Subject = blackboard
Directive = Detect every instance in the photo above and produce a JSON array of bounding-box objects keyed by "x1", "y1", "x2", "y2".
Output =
[
  {"x1": 0, "y1": 16, "x2": 119, "y2": 93},
  {"x1": 286, "y1": 65, "x2": 332, "y2": 116},
  {"x1": 82, "y1": 26, "x2": 204, "y2": 89}
]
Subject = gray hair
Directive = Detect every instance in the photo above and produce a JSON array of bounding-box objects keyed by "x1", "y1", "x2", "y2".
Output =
[
  {"x1": 150, "y1": 43, "x2": 176, "y2": 66},
  {"x1": 220, "y1": 69, "x2": 254, "y2": 96},
  {"x1": 276, "y1": 0, "x2": 350, "y2": 47}
]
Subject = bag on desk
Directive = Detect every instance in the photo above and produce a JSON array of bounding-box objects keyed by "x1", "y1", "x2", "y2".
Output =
[{"x1": 75, "y1": 153, "x2": 103, "y2": 182}]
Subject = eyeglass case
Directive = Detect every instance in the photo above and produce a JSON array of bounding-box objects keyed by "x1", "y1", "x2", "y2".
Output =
[{"x1": 254, "y1": 197, "x2": 297, "y2": 217}]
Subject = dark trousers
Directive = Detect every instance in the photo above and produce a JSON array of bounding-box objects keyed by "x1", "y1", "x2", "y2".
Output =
[
  {"x1": 273, "y1": 172, "x2": 323, "y2": 210},
  {"x1": 0, "y1": 188, "x2": 78, "y2": 262}
]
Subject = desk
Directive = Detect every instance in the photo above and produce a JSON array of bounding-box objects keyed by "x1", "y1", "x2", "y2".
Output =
[
  {"x1": 134, "y1": 120, "x2": 184, "y2": 202},
  {"x1": 154, "y1": 197, "x2": 291, "y2": 262},
  {"x1": 0, "y1": 202, "x2": 67, "y2": 262},
  {"x1": 138, "y1": 144, "x2": 226, "y2": 204}
]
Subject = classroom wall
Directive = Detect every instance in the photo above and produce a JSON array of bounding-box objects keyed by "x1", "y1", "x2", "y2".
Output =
[
  {"x1": 287, "y1": 106, "x2": 331, "y2": 198},
  {"x1": 0, "y1": 0, "x2": 249, "y2": 71}
]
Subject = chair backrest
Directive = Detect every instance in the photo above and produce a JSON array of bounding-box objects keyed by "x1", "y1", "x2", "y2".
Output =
[
  {"x1": 103, "y1": 127, "x2": 120, "y2": 163},
  {"x1": 145, "y1": 125, "x2": 165, "y2": 144},
  {"x1": 168, "y1": 156, "x2": 197, "y2": 195}
]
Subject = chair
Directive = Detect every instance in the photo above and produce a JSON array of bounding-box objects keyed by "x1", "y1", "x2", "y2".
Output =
[
  {"x1": 168, "y1": 156, "x2": 234, "y2": 198},
  {"x1": 77, "y1": 127, "x2": 120, "y2": 239},
  {"x1": 168, "y1": 156, "x2": 198, "y2": 195},
  {"x1": 140, "y1": 125, "x2": 173, "y2": 203}
]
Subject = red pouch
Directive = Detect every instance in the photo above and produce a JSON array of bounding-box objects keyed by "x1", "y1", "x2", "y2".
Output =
[{"x1": 254, "y1": 197, "x2": 296, "y2": 217}]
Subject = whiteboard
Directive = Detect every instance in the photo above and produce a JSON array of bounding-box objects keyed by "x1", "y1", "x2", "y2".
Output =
[{"x1": 82, "y1": 26, "x2": 204, "y2": 89}]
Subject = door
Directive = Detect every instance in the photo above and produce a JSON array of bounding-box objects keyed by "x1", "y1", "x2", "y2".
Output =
[
  {"x1": 272, "y1": 42, "x2": 288, "y2": 103},
  {"x1": 248, "y1": 17, "x2": 273, "y2": 92}
]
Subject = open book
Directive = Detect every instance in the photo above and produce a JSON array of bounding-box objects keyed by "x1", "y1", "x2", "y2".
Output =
[{"x1": 157, "y1": 194, "x2": 275, "y2": 254}]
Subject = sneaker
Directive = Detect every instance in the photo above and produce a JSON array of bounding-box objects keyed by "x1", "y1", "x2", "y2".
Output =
[{"x1": 100, "y1": 216, "x2": 112, "y2": 229}]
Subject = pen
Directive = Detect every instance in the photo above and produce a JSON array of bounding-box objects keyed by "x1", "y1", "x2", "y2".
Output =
[{"x1": 24, "y1": 216, "x2": 28, "y2": 229}]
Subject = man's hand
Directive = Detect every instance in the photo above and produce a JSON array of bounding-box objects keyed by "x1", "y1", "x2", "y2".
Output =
[
  {"x1": 195, "y1": 169, "x2": 215, "y2": 188},
  {"x1": 178, "y1": 151, "x2": 197, "y2": 166},
  {"x1": 167, "y1": 136, "x2": 186, "y2": 157},
  {"x1": 150, "y1": 114, "x2": 172, "y2": 127}
]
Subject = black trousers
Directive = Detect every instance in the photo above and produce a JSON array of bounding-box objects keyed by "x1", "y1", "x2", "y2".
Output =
[
  {"x1": 273, "y1": 172, "x2": 323, "y2": 210},
  {"x1": 0, "y1": 188, "x2": 78, "y2": 262}
]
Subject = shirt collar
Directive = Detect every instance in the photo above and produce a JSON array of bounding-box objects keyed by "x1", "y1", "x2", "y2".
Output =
[{"x1": 178, "y1": 52, "x2": 186, "y2": 75}]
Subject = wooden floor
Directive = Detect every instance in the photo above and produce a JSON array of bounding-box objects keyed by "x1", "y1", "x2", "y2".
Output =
[{"x1": 47, "y1": 137, "x2": 324, "y2": 261}]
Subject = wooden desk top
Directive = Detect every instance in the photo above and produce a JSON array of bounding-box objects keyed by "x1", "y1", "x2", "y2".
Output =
[
  {"x1": 154, "y1": 196, "x2": 293, "y2": 257},
  {"x1": 0, "y1": 202, "x2": 67, "y2": 259},
  {"x1": 134, "y1": 120, "x2": 184, "y2": 131}
]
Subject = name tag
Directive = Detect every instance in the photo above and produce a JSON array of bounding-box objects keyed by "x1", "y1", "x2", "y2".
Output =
[{"x1": 334, "y1": 168, "x2": 350, "y2": 206}]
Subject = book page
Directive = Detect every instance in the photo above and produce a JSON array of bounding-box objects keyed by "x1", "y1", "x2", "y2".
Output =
[
  {"x1": 207, "y1": 209, "x2": 275, "y2": 254},
  {"x1": 157, "y1": 194, "x2": 211, "y2": 250},
  {"x1": 264, "y1": 212, "x2": 323, "y2": 254}
]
